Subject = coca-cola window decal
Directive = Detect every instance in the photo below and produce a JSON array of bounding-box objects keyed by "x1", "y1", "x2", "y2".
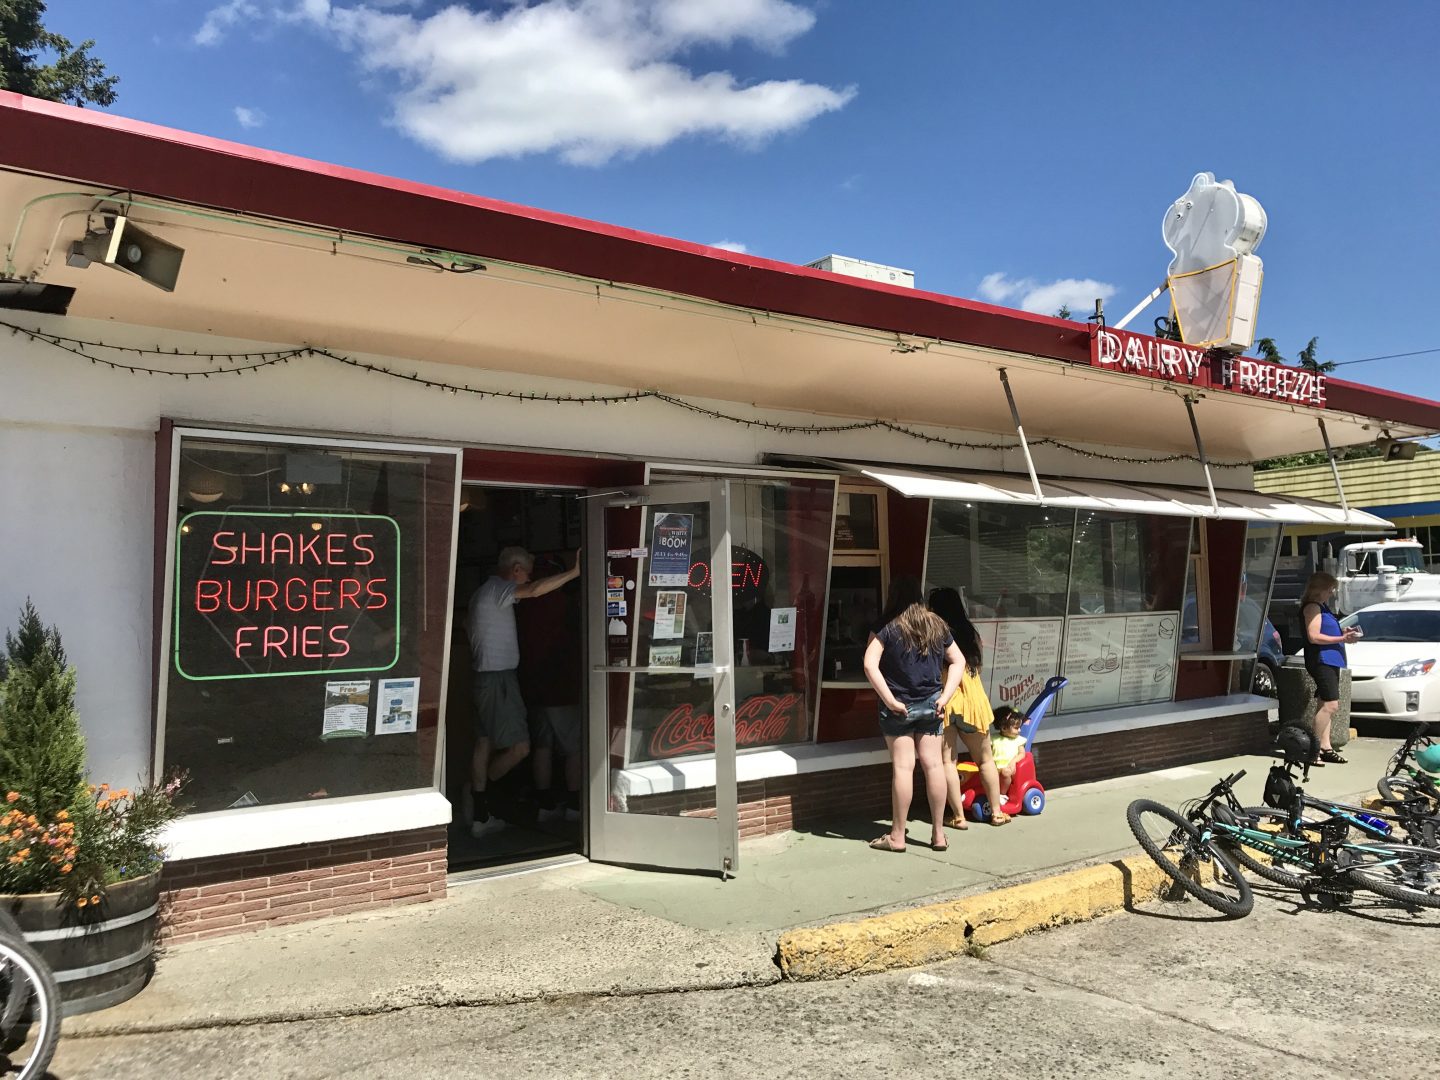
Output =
[
  {"x1": 625, "y1": 476, "x2": 835, "y2": 765},
  {"x1": 161, "y1": 432, "x2": 457, "y2": 814}
]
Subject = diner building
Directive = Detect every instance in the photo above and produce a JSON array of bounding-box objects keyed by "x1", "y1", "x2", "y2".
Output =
[{"x1": 3, "y1": 93, "x2": 1437, "y2": 941}]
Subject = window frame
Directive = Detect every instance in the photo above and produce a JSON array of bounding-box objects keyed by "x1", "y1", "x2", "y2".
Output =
[
  {"x1": 155, "y1": 424, "x2": 463, "y2": 811},
  {"x1": 1179, "y1": 519, "x2": 1210, "y2": 654},
  {"x1": 821, "y1": 480, "x2": 890, "y2": 689}
]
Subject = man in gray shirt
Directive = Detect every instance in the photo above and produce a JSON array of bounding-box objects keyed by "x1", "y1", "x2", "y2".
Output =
[{"x1": 466, "y1": 546, "x2": 580, "y2": 838}]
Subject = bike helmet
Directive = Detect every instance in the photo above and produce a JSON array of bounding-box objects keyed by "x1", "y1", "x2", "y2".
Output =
[
  {"x1": 1415, "y1": 744, "x2": 1440, "y2": 775},
  {"x1": 1275, "y1": 723, "x2": 1318, "y2": 767}
]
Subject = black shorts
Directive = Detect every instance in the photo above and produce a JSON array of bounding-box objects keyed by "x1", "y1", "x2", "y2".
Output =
[{"x1": 1306, "y1": 660, "x2": 1340, "y2": 703}]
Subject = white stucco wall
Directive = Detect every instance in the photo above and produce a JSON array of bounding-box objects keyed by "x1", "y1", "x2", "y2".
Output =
[{"x1": 0, "y1": 313, "x2": 1244, "y2": 784}]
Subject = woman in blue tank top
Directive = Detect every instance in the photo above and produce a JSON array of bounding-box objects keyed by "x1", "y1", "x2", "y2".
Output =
[{"x1": 1301, "y1": 572, "x2": 1359, "y2": 765}]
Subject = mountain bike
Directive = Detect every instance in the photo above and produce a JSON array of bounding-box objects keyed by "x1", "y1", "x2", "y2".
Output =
[
  {"x1": 0, "y1": 907, "x2": 60, "y2": 1080},
  {"x1": 1129, "y1": 769, "x2": 1440, "y2": 914},
  {"x1": 1377, "y1": 722, "x2": 1440, "y2": 809}
]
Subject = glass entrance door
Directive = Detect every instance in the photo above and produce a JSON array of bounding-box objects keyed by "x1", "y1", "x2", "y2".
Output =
[{"x1": 586, "y1": 481, "x2": 738, "y2": 876}]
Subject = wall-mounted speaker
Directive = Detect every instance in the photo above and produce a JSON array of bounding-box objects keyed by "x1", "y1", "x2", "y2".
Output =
[{"x1": 67, "y1": 215, "x2": 184, "y2": 292}]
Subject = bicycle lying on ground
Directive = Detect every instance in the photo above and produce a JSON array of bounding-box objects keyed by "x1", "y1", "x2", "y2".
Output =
[
  {"x1": 1377, "y1": 722, "x2": 1440, "y2": 810},
  {"x1": 1126, "y1": 767, "x2": 1440, "y2": 917},
  {"x1": 0, "y1": 906, "x2": 60, "y2": 1079}
]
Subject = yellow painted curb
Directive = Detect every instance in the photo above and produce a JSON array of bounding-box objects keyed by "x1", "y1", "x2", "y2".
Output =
[{"x1": 775, "y1": 855, "x2": 1177, "y2": 980}]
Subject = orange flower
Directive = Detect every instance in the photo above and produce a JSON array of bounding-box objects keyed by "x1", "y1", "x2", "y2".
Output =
[
  {"x1": 15, "y1": 849, "x2": 29, "y2": 860},
  {"x1": 89, "y1": 895, "x2": 99, "y2": 905},
  {"x1": 61, "y1": 864, "x2": 72, "y2": 874},
  {"x1": 118, "y1": 789, "x2": 130, "y2": 800},
  {"x1": 4, "y1": 792, "x2": 17, "y2": 804},
  {"x1": 56, "y1": 810, "x2": 69, "y2": 822},
  {"x1": 9, "y1": 829, "x2": 20, "y2": 841},
  {"x1": 96, "y1": 800, "x2": 110, "y2": 811},
  {"x1": 76, "y1": 897, "x2": 88, "y2": 908},
  {"x1": 99, "y1": 784, "x2": 109, "y2": 791}
]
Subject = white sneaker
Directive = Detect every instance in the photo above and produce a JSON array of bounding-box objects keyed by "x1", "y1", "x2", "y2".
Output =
[
  {"x1": 470, "y1": 816, "x2": 506, "y2": 839},
  {"x1": 563, "y1": 806, "x2": 581, "y2": 822},
  {"x1": 537, "y1": 804, "x2": 566, "y2": 823}
]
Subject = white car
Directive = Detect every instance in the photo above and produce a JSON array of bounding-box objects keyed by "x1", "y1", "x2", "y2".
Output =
[{"x1": 1290, "y1": 601, "x2": 1440, "y2": 723}]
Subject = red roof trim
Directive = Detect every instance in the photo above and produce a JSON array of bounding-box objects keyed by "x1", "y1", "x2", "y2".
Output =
[{"x1": 0, "y1": 92, "x2": 1433, "y2": 430}]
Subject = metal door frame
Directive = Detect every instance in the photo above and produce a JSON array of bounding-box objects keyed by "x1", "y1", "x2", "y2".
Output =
[{"x1": 585, "y1": 480, "x2": 738, "y2": 877}]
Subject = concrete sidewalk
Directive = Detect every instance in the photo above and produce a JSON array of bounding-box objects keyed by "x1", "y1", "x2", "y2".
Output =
[{"x1": 65, "y1": 737, "x2": 1398, "y2": 1036}]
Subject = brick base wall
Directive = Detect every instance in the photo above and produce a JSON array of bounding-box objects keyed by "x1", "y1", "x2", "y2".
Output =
[
  {"x1": 630, "y1": 709, "x2": 1272, "y2": 836},
  {"x1": 161, "y1": 826, "x2": 446, "y2": 944}
]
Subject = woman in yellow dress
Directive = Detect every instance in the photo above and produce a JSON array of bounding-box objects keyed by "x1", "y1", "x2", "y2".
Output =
[{"x1": 929, "y1": 588, "x2": 1009, "y2": 826}]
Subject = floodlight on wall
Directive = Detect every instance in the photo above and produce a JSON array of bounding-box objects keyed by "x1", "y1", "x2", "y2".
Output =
[{"x1": 66, "y1": 215, "x2": 184, "y2": 292}]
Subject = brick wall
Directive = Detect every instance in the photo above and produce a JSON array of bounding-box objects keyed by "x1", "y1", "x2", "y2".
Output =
[
  {"x1": 160, "y1": 826, "x2": 446, "y2": 944},
  {"x1": 629, "y1": 710, "x2": 1271, "y2": 836}
]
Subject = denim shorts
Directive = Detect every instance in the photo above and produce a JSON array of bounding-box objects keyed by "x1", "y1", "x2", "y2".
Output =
[{"x1": 878, "y1": 691, "x2": 944, "y2": 738}]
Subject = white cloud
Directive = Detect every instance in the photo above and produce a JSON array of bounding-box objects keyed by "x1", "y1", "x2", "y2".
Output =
[
  {"x1": 194, "y1": 0, "x2": 261, "y2": 46},
  {"x1": 978, "y1": 272, "x2": 1117, "y2": 316},
  {"x1": 194, "y1": 1, "x2": 854, "y2": 165},
  {"x1": 234, "y1": 106, "x2": 268, "y2": 129},
  {"x1": 708, "y1": 240, "x2": 748, "y2": 253}
]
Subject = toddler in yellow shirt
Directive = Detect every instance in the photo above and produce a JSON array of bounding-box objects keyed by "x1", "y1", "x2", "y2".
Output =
[{"x1": 990, "y1": 707, "x2": 1026, "y2": 801}]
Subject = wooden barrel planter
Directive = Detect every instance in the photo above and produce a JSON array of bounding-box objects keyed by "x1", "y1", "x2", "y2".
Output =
[{"x1": 2, "y1": 872, "x2": 160, "y2": 1017}]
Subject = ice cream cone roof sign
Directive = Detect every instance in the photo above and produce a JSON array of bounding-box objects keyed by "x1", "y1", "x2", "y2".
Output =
[{"x1": 1163, "y1": 172, "x2": 1267, "y2": 276}]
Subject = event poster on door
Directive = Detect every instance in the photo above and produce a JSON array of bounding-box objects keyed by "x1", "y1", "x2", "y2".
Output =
[
  {"x1": 979, "y1": 619, "x2": 1064, "y2": 712},
  {"x1": 1060, "y1": 612, "x2": 1179, "y2": 711}
]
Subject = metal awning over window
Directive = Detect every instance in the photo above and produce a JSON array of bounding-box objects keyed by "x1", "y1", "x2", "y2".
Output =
[{"x1": 807, "y1": 461, "x2": 1393, "y2": 530}]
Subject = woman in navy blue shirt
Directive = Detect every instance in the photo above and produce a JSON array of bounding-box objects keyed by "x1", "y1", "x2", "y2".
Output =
[
  {"x1": 863, "y1": 578, "x2": 965, "y2": 852},
  {"x1": 1301, "y1": 572, "x2": 1359, "y2": 765}
]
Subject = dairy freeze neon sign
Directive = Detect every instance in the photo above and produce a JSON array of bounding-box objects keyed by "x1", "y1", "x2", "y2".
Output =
[
  {"x1": 1090, "y1": 327, "x2": 1325, "y2": 408},
  {"x1": 174, "y1": 511, "x2": 401, "y2": 681}
]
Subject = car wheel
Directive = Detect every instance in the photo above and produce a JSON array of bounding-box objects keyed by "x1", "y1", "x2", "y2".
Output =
[{"x1": 1252, "y1": 660, "x2": 1278, "y2": 698}]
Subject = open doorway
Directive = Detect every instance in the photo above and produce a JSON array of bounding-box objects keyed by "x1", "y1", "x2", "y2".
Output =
[{"x1": 445, "y1": 484, "x2": 586, "y2": 873}]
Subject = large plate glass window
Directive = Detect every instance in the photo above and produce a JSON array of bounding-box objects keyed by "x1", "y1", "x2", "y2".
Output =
[
  {"x1": 925, "y1": 502, "x2": 1074, "y2": 712},
  {"x1": 161, "y1": 432, "x2": 458, "y2": 813}
]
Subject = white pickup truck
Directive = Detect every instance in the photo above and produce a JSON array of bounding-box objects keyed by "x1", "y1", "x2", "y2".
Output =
[{"x1": 1331, "y1": 539, "x2": 1440, "y2": 615}]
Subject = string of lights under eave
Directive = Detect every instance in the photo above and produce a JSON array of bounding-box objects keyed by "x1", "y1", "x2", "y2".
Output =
[{"x1": 2, "y1": 318, "x2": 1254, "y2": 469}]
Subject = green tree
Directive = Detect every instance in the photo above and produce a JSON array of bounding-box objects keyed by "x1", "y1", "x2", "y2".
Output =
[
  {"x1": 1055, "y1": 304, "x2": 1072, "y2": 320},
  {"x1": 1252, "y1": 335, "x2": 1336, "y2": 373},
  {"x1": 0, "y1": 1, "x2": 117, "y2": 107},
  {"x1": 0, "y1": 601, "x2": 88, "y2": 822}
]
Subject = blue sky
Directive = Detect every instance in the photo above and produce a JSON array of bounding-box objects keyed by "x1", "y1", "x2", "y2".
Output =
[{"x1": 45, "y1": 1, "x2": 1440, "y2": 397}]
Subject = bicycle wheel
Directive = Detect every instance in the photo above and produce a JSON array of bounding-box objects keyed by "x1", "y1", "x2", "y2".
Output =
[
  {"x1": 1226, "y1": 807, "x2": 1314, "y2": 889},
  {"x1": 1343, "y1": 844, "x2": 1440, "y2": 909},
  {"x1": 1377, "y1": 774, "x2": 1439, "y2": 809},
  {"x1": 1126, "y1": 800, "x2": 1254, "y2": 917},
  {"x1": 0, "y1": 935, "x2": 60, "y2": 1080}
]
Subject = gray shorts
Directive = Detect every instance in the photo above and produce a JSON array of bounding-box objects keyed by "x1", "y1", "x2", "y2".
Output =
[
  {"x1": 531, "y1": 705, "x2": 582, "y2": 757},
  {"x1": 474, "y1": 670, "x2": 528, "y2": 749}
]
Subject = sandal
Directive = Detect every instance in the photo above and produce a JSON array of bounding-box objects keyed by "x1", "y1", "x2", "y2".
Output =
[
  {"x1": 869, "y1": 835, "x2": 906, "y2": 852},
  {"x1": 1309, "y1": 756, "x2": 1326, "y2": 768},
  {"x1": 1320, "y1": 749, "x2": 1348, "y2": 764},
  {"x1": 990, "y1": 811, "x2": 1012, "y2": 826},
  {"x1": 931, "y1": 838, "x2": 949, "y2": 852},
  {"x1": 944, "y1": 814, "x2": 970, "y2": 830}
]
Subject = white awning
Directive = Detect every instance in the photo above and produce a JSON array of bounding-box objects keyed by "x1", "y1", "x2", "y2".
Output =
[{"x1": 844, "y1": 464, "x2": 1392, "y2": 530}]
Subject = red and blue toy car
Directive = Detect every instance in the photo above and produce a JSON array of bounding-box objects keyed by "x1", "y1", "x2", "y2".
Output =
[{"x1": 957, "y1": 675, "x2": 1067, "y2": 822}]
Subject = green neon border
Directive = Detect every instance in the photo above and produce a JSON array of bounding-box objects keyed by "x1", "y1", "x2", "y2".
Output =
[{"x1": 174, "y1": 511, "x2": 402, "y2": 682}]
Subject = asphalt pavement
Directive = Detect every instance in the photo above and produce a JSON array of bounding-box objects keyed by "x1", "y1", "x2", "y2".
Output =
[{"x1": 53, "y1": 881, "x2": 1439, "y2": 1079}]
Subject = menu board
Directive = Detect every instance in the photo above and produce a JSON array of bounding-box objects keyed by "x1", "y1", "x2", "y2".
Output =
[
  {"x1": 974, "y1": 618, "x2": 1064, "y2": 713},
  {"x1": 1061, "y1": 611, "x2": 1179, "y2": 712}
]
